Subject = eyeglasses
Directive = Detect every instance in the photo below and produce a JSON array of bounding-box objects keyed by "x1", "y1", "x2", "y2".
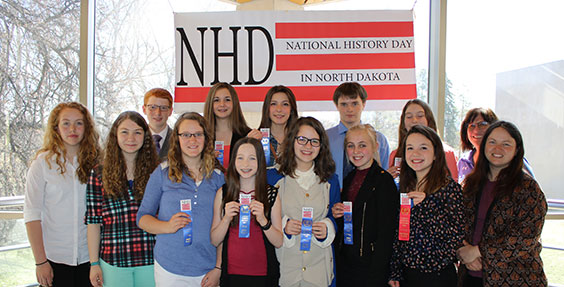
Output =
[
  {"x1": 468, "y1": 121, "x2": 489, "y2": 130},
  {"x1": 295, "y1": 136, "x2": 321, "y2": 147},
  {"x1": 178, "y1": 132, "x2": 204, "y2": 139},
  {"x1": 145, "y1": 104, "x2": 171, "y2": 112}
]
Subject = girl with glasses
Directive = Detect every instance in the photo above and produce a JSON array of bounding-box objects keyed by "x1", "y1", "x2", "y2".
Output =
[
  {"x1": 137, "y1": 112, "x2": 225, "y2": 287},
  {"x1": 86, "y1": 111, "x2": 159, "y2": 287},
  {"x1": 258, "y1": 85, "x2": 299, "y2": 167},
  {"x1": 210, "y1": 137, "x2": 283, "y2": 286},
  {"x1": 388, "y1": 99, "x2": 459, "y2": 184},
  {"x1": 24, "y1": 102, "x2": 102, "y2": 287},
  {"x1": 458, "y1": 108, "x2": 498, "y2": 183},
  {"x1": 456, "y1": 121, "x2": 547, "y2": 286},
  {"x1": 267, "y1": 117, "x2": 340, "y2": 287}
]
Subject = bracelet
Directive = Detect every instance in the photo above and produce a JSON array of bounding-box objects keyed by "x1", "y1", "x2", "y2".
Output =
[
  {"x1": 214, "y1": 266, "x2": 221, "y2": 270},
  {"x1": 90, "y1": 261, "x2": 100, "y2": 266},
  {"x1": 35, "y1": 260, "x2": 48, "y2": 266},
  {"x1": 260, "y1": 219, "x2": 272, "y2": 231}
]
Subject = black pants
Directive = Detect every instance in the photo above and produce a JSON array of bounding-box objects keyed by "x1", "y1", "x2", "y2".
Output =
[
  {"x1": 401, "y1": 264, "x2": 457, "y2": 287},
  {"x1": 49, "y1": 260, "x2": 91, "y2": 287},
  {"x1": 462, "y1": 274, "x2": 483, "y2": 287}
]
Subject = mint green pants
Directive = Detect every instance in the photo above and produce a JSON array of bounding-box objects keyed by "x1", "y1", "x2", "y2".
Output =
[{"x1": 100, "y1": 259, "x2": 155, "y2": 287}]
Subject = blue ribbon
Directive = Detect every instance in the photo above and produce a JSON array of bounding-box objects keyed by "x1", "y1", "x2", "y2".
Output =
[{"x1": 343, "y1": 201, "x2": 353, "y2": 245}]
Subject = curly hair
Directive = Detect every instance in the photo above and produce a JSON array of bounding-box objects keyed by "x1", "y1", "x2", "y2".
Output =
[
  {"x1": 259, "y1": 85, "x2": 299, "y2": 133},
  {"x1": 168, "y1": 112, "x2": 220, "y2": 183},
  {"x1": 203, "y1": 82, "x2": 250, "y2": 138},
  {"x1": 399, "y1": 125, "x2": 449, "y2": 195},
  {"x1": 223, "y1": 137, "x2": 270, "y2": 225},
  {"x1": 394, "y1": 99, "x2": 438, "y2": 162},
  {"x1": 102, "y1": 111, "x2": 159, "y2": 201},
  {"x1": 35, "y1": 102, "x2": 102, "y2": 184},
  {"x1": 277, "y1": 117, "x2": 336, "y2": 182}
]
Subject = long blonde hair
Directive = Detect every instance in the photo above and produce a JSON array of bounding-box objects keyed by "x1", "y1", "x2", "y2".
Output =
[
  {"x1": 35, "y1": 102, "x2": 102, "y2": 184},
  {"x1": 167, "y1": 112, "x2": 220, "y2": 182}
]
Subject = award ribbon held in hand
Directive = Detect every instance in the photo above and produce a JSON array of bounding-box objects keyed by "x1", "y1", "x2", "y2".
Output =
[
  {"x1": 215, "y1": 141, "x2": 224, "y2": 166},
  {"x1": 398, "y1": 193, "x2": 412, "y2": 241},
  {"x1": 300, "y1": 207, "x2": 314, "y2": 251},
  {"x1": 260, "y1": 128, "x2": 270, "y2": 166},
  {"x1": 343, "y1": 201, "x2": 353, "y2": 245},
  {"x1": 180, "y1": 199, "x2": 192, "y2": 246},
  {"x1": 239, "y1": 193, "x2": 252, "y2": 238}
]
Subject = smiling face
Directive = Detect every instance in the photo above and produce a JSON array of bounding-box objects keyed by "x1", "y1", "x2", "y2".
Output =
[
  {"x1": 337, "y1": 96, "x2": 365, "y2": 128},
  {"x1": 142, "y1": 96, "x2": 172, "y2": 133},
  {"x1": 294, "y1": 125, "x2": 321, "y2": 171},
  {"x1": 178, "y1": 119, "x2": 205, "y2": 161},
  {"x1": 117, "y1": 119, "x2": 145, "y2": 156},
  {"x1": 235, "y1": 143, "x2": 258, "y2": 180},
  {"x1": 405, "y1": 132, "x2": 435, "y2": 179},
  {"x1": 467, "y1": 115, "x2": 490, "y2": 149},
  {"x1": 484, "y1": 127, "x2": 517, "y2": 176},
  {"x1": 345, "y1": 130, "x2": 376, "y2": 170},
  {"x1": 57, "y1": 108, "x2": 85, "y2": 148},
  {"x1": 269, "y1": 92, "x2": 291, "y2": 126},
  {"x1": 404, "y1": 103, "x2": 428, "y2": 131},
  {"x1": 212, "y1": 88, "x2": 233, "y2": 119}
]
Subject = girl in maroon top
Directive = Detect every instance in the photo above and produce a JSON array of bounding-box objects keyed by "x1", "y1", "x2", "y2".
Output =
[{"x1": 211, "y1": 137, "x2": 283, "y2": 286}]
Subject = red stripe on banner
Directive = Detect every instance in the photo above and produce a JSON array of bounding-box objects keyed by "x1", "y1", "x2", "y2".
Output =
[
  {"x1": 275, "y1": 22, "x2": 414, "y2": 39},
  {"x1": 174, "y1": 85, "x2": 416, "y2": 103},
  {"x1": 276, "y1": 53, "x2": 414, "y2": 71}
]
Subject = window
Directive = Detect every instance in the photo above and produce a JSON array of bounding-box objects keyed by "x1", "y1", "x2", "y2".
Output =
[{"x1": 0, "y1": 1, "x2": 81, "y2": 284}]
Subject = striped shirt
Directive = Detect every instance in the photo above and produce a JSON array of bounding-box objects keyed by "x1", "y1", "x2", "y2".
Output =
[{"x1": 85, "y1": 168, "x2": 155, "y2": 267}]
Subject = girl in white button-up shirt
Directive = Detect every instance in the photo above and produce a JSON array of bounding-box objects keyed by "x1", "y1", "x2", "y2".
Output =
[{"x1": 24, "y1": 102, "x2": 102, "y2": 287}]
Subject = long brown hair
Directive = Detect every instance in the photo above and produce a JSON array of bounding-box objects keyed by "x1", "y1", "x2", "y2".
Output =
[
  {"x1": 463, "y1": 121, "x2": 525, "y2": 199},
  {"x1": 394, "y1": 99, "x2": 438, "y2": 162},
  {"x1": 167, "y1": 112, "x2": 219, "y2": 183},
  {"x1": 399, "y1": 125, "x2": 449, "y2": 195},
  {"x1": 460, "y1": 108, "x2": 498, "y2": 151},
  {"x1": 203, "y1": 82, "x2": 250, "y2": 138},
  {"x1": 222, "y1": 137, "x2": 269, "y2": 225},
  {"x1": 35, "y1": 102, "x2": 102, "y2": 184},
  {"x1": 277, "y1": 117, "x2": 336, "y2": 183},
  {"x1": 102, "y1": 111, "x2": 159, "y2": 201},
  {"x1": 258, "y1": 85, "x2": 298, "y2": 132}
]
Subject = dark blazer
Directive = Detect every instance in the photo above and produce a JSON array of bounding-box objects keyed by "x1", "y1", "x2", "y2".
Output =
[
  {"x1": 159, "y1": 126, "x2": 173, "y2": 161},
  {"x1": 335, "y1": 161, "x2": 399, "y2": 287}
]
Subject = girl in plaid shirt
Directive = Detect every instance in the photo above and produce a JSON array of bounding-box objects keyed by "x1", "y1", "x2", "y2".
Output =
[{"x1": 86, "y1": 111, "x2": 159, "y2": 287}]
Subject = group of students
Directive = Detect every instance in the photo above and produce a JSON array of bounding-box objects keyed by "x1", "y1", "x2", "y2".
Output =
[{"x1": 24, "y1": 82, "x2": 547, "y2": 287}]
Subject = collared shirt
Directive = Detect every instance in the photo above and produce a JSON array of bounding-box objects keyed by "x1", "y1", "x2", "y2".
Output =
[
  {"x1": 24, "y1": 152, "x2": 89, "y2": 265},
  {"x1": 327, "y1": 121, "x2": 390, "y2": 187},
  {"x1": 85, "y1": 168, "x2": 155, "y2": 267},
  {"x1": 136, "y1": 163, "x2": 225, "y2": 276},
  {"x1": 150, "y1": 126, "x2": 168, "y2": 148}
]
